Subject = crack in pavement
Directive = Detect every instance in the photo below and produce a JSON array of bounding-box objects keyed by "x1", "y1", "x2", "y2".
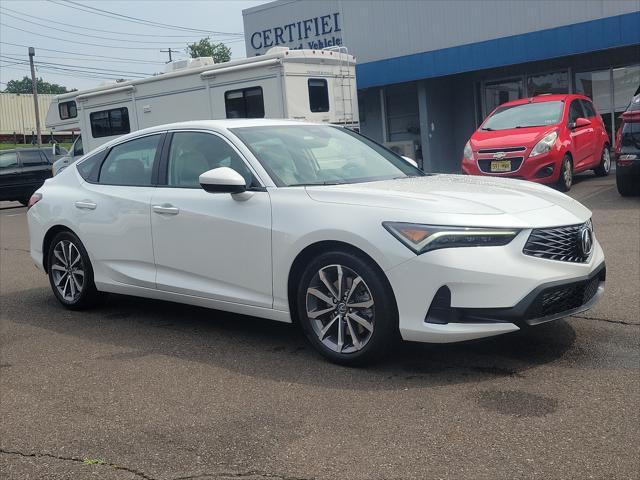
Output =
[
  {"x1": 0, "y1": 448, "x2": 157, "y2": 480},
  {"x1": 0, "y1": 247, "x2": 29, "y2": 253},
  {"x1": 172, "y1": 472, "x2": 313, "y2": 480},
  {"x1": 572, "y1": 315, "x2": 639, "y2": 326}
]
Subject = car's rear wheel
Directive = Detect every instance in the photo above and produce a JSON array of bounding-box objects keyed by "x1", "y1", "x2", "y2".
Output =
[
  {"x1": 47, "y1": 231, "x2": 101, "y2": 310},
  {"x1": 296, "y1": 251, "x2": 397, "y2": 366},
  {"x1": 594, "y1": 146, "x2": 611, "y2": 176},
  {"x1": 557, "y1": 154, "x2": 573, "y2": 192},
  {"x1": 616, "y1": 171, "x2": 639, "y2": 196}
]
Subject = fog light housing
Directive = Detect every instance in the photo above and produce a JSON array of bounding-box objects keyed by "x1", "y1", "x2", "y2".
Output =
[{"x1": 536, "y1": 164, "x2": 554, "y2": 178}]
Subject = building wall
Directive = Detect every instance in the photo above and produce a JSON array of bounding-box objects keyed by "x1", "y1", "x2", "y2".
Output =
[
  {"x1": 0, "y1": 93, "x2": 59, "y2": 135},
  {"x1": 243, "y1": 0, "x2": 639, "y2": 61}
]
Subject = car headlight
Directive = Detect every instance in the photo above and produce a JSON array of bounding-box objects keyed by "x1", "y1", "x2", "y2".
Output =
[
  {"x1": 383, "y1": 222, "x2": 520, "y2": 255},
  {"x1": 463, "y1": 141, "x2": 473, "y2": 160},
  {"x1": 530, "y1": 131, "x2": 558, "y2": 157}
]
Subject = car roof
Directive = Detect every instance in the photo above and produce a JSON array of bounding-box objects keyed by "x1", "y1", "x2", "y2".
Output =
[
  {"x1": 497, "y1": 93, "x2": 591, "y2": 108},
  {"x1": 98, "y1": 118, "x2": 333, "y2": 150}
]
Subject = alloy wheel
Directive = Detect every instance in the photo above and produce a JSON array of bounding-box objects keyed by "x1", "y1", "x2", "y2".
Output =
[
  {"x1": 51, "y1": 240, "x2": 85, "y2": 302},
  {"x1": 602, "y1": 148, "x2": 611, "y2": 173},
  {"x1": 563, "y1": 158, "x2": 573, "y2": 188},
  {"x1": 305, "y1": 264, "x2": 375, "y2": 354}
]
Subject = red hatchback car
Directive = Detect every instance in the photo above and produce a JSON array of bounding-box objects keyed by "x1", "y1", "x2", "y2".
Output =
[{"x1": 462, "y1": 94, "x2": 610, "y2": 191}]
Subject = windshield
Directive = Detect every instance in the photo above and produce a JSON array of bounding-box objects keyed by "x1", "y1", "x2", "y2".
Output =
[
  {"x1": 230, "y1": 125, "x2": 423, "y2": 186},
  {"x1": 482, "y1": 101, "x2": 564, "y2": 130}
]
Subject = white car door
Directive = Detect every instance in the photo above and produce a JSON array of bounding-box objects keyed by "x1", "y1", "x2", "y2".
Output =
[
  {"x1": 75, "y1": 133, "x2": 161, "y2": 289},
  {"x1": 150, "y1": 130, "x2": 272, "y2": 308}
]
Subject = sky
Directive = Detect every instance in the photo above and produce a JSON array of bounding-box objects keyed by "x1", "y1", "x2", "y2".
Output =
[{"x1": 0, "y1": 0, "x2": 269, "y2": 91}]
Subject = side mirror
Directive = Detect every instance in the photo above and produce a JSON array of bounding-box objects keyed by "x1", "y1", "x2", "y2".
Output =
[
  {"x1": 401, "y1": 155, "x2": 419, "y2": 168},
  {"x1": 199, "y1": 167, "x2": 246, "y2": 194},
  {"x1": 570, "y1": 117, "x2": 591, "y2": 129}
]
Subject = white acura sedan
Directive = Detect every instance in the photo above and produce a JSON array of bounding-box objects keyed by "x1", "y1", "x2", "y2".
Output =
[{"x1": 27, "y1": 120, "x2": 605, "y2": 365}]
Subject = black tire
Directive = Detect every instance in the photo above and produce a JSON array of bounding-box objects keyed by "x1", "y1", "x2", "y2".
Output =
[
  {"x1": 556, "y1": 154, "x2": 573, "y2": 192},
  {"x1": 616, "y1": 172, "x2": 639, "y2": 196},
  {"x1": 593, "y1": 145, "x2": 611, "y2": 177},
  {"x1": 296, "y1": 250, "x2": 397, "y2": 366},
  {"x1": 47, "y1": 231, "x2": 101, "y2": 310}
]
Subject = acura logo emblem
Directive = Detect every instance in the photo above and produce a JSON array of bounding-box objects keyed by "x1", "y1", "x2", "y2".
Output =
[
  {"x1": 579, "y1": 223, "x2": 594, "y2": 256},
  {"x1": 493, "y1": 152, "x2": 507, "y2": 159}
]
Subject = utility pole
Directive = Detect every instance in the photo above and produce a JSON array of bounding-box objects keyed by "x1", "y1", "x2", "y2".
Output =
[
  {"x1": 161, "y1": 48, "x2": 174, "y2": 63},
  {"x1": 28, "y1": 47, "x2": 42, "y2": 146}
]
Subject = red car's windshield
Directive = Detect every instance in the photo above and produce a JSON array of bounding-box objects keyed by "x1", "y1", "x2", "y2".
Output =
[{"x1": 482, "y1": 101, "x2": 564, "y2": 131}]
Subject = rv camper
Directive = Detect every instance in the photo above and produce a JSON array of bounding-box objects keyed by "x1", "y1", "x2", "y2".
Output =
[{"x1": 46, "y1": 47, "x2": 357, "y2": 173}]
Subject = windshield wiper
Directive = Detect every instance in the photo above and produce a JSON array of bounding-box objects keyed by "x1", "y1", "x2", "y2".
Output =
[
  {"x1": 288, "y1": 181, "x2": 346, "y2": 187},
  {"x1": 481, "y1": 127, "x2": 494, "y2": 131}
]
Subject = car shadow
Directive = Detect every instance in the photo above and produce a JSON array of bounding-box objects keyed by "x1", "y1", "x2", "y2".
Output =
[{"x1": 4, "y1": 287, "x2": 577, "y2": 390}]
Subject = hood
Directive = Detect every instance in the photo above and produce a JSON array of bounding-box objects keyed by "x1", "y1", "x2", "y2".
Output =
[
  {"x1": 470, "y1": 125, "x2": 556, "y2": 150},
  {"x1": 305, "y1": 174, "x2": 589, "y2": 217}
]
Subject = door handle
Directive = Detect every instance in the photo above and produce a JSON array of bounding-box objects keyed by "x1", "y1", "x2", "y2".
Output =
[
  {"x1": 75, "y1": 200, "x2": 97, "y2": 210},
  {"x1": 152, "y1": 204, "x2": 179, "y2": 215}
]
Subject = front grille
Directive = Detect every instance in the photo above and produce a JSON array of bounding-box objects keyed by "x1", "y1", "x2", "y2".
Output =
[
  {"x1": 523, "y1": 223, "x2": 590, "y2": 263},
  {"x1": 477, "y1": 146, "x2": 527, "y2": 154},
  {"x1": 524, "y1": 275, "x2": 600, "y2": 319},
  {"x1": 478, "y1": 157, "x2": 524, "y2": 173}
]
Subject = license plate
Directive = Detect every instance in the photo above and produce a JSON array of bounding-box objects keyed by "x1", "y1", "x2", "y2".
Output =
[{"x1": 490, "y1": 160, "x2": 511, "y2": 172}]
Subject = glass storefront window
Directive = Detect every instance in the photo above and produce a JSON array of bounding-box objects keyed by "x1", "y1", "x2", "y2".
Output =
[
  {"x1": 484, "y1": 79, "x2": 523, "y2": 115},
  {"x1": 613, "y1": 65, "x2": 640, "y2": 136},
  {"x1": 575, "y1": 69, "x2": 613, "y2": 141},
  {"x1": 527, "y1": 71, "x2": 568, "y2": 96}
]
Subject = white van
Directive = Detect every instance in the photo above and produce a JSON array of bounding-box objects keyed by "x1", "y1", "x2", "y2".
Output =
[{"x1": 46, "y1": 47, "x2": 357, "y2": 173}]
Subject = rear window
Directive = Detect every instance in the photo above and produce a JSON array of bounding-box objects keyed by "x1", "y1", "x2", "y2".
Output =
[
  {"x1": 620, "y1": 121, "x2": 640, "y2": 151},
  {"x1": 482, "y1": 101, "x2": 564, "y2": 130},
  {"x1": 628, "y1": 95, "x2": 640, "y2": 112},
  {"x1": 308, "y1": 78, "x2": 329, "y2": 113}
]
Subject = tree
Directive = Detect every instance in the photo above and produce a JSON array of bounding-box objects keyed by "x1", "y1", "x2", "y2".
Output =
[
  {"x1": 187, "y1": 38, "x2": 231, "y2": 63},
  {"x1": 3, "y1": 76, "x2": 72, "y2": 94}
]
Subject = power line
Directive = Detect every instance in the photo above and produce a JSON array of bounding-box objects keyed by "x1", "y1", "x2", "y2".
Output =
[
  {"x1": 50, "y1": 0, "x2": 244, "y2": 36},
  {"x1": 0, "y1": 9, "x2": 240, "y2": 45},
  {"x1": 0, "y1": 22, "x2": 186, "y2": 51},
  {"x1": 1, "y1": 51, "x2": 174, "y2": 65},
  {"x1": 0, "y1": 55, "x2": 153, "y2": 77},
  {"x1": 0, "y1": 5, "x2": 237, "y2": 39},
  {"x1": 0, "y1": 42, "x2": 165, "y2": 64}
]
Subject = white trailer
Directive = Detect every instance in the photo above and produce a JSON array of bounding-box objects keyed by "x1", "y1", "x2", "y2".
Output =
[{"x1": 45, "y1": 47, "x2": 357, "y2": 166}]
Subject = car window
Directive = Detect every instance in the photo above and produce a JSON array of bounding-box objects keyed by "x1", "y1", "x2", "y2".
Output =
[
  {"x1": 568, "y1": 100, "x2": 584, "y2": 123},
  {"x1": 482, "y1": 101, "x2": 563, "y2": 130},
  {"x1": 581, "y1": 100, "x2": 597, "y2": 118},
  {"x1": 99, "y1": 135, "x2": 160, "y2": 186},
  {"x1": 167, "y1": 131, "x2": 253, "y2": 188},
  {"x1": 0, "y1": 152, "x2": 18, "y2": 169},
  {"x1": 19, "y1": 151, "x2": 47, "y2": 166}
]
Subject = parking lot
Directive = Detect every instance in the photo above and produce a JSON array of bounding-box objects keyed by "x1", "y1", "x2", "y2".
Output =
[{"x1": 0, "y1": 172, "x2": 638, "y2": 480}]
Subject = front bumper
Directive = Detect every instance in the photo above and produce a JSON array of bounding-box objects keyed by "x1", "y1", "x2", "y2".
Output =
[
  {"x1": 461, "y1": 151, "x2": 560, "y2": 184},
  {"x1": 385, "y1": 229, "x2": 605, "y2": 343}
]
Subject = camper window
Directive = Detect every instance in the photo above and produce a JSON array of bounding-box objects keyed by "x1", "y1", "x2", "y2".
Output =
[
  {"x1": 90, "y1": 107, "x2": 131, "y2": 138},
  {"x1": 225, "y1": 87, "x2": 265, "y2": 119},
  {"x1": 308, "y1": 79, "x2": 329, "y2": 113},
  {"x1": 58, "y1": 101, "x2": 77, "y2": 120}
]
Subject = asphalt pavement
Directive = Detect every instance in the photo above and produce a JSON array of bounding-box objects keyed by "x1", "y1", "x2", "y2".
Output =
[{"x1": 1, "y1": 172, "x2": 639, "y2": 480}]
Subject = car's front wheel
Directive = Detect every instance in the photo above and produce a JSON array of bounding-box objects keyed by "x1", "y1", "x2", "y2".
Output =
[
  {"x1": 557, "y1": 154, "x2": 573, "y2": 192},
  {"x1": 594, "y1": 146, "x2": 611, "y2": 176},
  {"x1": 296, "y1": 251, "x2": 397, "y2": 365},
  {"x1": 47, "y1": 231, "x2": 101, "y2": 310}
]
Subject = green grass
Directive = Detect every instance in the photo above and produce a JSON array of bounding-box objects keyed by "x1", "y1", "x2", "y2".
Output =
[{"x1": 0, "y1": 143, "x2": 72, "y2": 151}]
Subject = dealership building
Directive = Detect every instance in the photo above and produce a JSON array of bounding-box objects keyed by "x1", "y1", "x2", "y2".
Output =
[{"x1": 243, "y1": 0, "x2": 640, "y2": 171}]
